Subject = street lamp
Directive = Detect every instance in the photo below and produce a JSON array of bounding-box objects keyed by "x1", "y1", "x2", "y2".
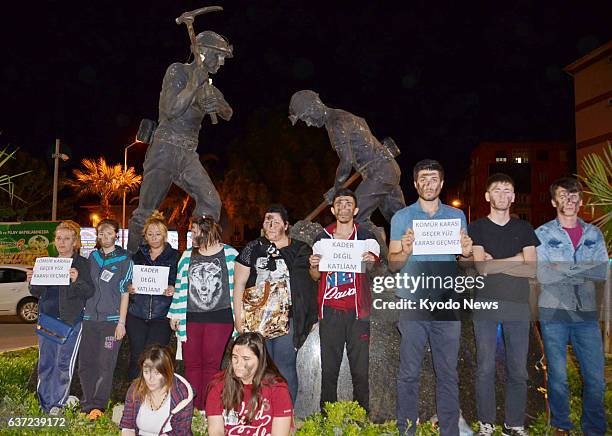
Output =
[
  {"x1": 90, "y1": 213, "x2": 101, "y2": 228},
  {"x1": 122, "y1": 140, "x2": 142, "y2": 246},
  {"x1": 451, "y1": 198, "x2": 471, "y2": 223},
  {"x1": 51, "y1": 138, "x2": 70, "y2": 221},
  {"x1": 121, "y1": 119, "x2": 157, "y2": 247}
]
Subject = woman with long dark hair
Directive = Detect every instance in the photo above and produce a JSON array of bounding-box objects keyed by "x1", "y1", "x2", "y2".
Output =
[
  {"x1": 206, "y1": 332, "x2": 293, "y2": 436},
  {"x1": 120, "y1": 344, "x2": 194, "y2": 436},
  {"x1": 168, "y1": 216, "x2": 238, "y2": 411}
]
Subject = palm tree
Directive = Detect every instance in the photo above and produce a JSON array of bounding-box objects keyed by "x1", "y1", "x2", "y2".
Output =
[
  {"x1": 66, "y1": 157, "x2": 142, "y2": 218},
  {"x1": 159, "y1": 187, "x2": 194, "y2": 252},
  {"x1": 579, "y1": 141, "x2": 612, "y2": 253},
  {"x1": 0, "y1": 148, "x2": 31, "y2": 203}
]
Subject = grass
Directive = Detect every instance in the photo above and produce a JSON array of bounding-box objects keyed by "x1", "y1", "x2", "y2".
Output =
[{"x1": 0, "y1": 347, "x2": 610, "y2": 435}]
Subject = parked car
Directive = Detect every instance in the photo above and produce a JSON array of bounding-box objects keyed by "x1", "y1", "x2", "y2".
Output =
[{"x1": 0, "y1": 265, "x2": 37, "y2": 323}]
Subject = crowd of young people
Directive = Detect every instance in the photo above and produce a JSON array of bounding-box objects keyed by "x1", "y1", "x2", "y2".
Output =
[{"x1": 27, "y1": 159, "x2": 608, "y2": 436}]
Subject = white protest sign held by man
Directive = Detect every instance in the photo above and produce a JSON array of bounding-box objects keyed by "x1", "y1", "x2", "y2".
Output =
[
  {"x1": 314, "y1": 239, "x2": 366, "y2": 273},
  {"x1": 412, "y1": 218, "x2": 462, "y2": 255},
  {"x1": 31, "y1": 257, "x2": 73, "y2": 286},
  {"x1": 132, "y1": 265, "x2": 170, "y2": 295}
]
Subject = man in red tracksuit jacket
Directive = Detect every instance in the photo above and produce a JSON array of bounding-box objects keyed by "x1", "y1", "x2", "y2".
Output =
[{"x1": 308, "y1": 188, "x2": 380, "y2": 414}]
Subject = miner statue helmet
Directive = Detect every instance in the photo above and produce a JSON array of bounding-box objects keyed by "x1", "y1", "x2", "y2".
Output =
[
  {"x1": 196, "y1": 31, "x2": 233, "y2": 58},
  {"x1": 288, "y1": 90, "x2": 326, "y2": 127}
]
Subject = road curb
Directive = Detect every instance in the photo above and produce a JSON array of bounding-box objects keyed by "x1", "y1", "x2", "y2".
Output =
[{"x1": 0, "y1": 345, "x2": 38, "y2": 354}]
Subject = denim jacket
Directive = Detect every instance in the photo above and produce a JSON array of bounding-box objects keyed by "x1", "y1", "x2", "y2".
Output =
[{"x1": 535, "y1": 218, "x2": 609, "y2": 312}]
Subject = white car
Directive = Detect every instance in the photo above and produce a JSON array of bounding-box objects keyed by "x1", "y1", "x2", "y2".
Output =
[{"x1": 0, "y1": 265, "x2": 38, "y2": 323}]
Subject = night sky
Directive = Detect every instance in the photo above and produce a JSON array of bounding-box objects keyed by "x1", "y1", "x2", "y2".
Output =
[{"x1": 1, "y1": 0, "x2": 611, "y2": 189}]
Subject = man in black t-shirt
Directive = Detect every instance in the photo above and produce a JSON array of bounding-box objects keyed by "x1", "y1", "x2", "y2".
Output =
[{"x1": 467, "y1": 173, "x2": 539, "y2": 436}]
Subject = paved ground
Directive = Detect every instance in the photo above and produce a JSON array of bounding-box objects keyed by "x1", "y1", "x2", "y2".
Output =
[{"x1": 0, "y1": 316, "x2": 37, "y2": 352}]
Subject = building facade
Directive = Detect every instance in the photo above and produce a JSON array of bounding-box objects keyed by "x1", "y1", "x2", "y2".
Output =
[
  {"x1": 448, "y1": 142, "x2": 571, "y2": 227},
  {"x1": 564, "y1": 40, "x2": 612, "y2": 221}
]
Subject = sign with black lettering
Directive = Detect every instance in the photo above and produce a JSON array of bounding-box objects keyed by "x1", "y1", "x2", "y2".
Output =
[
  {"x1": 315, "y1": 239, "x2": 366, "y2": 273},
  {"x1": 31, "y1": 257, "x2": 72, "y2": 286},
  {"x1": 132, "y1": 265, "x2": 170, "y2": 295},
  {"x1": 412, "y1": 218, "x2": 462, "y2": 255}
]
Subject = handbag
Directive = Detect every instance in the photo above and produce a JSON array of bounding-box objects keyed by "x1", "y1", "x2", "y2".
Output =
[
  {"x1": 242, "y1": 279, "x2": 290, "y2": 339},
  {"x1": 36, "y1": 313, "x2": 73, "y2": 345}
]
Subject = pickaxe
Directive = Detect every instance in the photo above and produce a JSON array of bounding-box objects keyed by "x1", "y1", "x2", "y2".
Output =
[{"x1": 176, "y1": 6, "x2": 224, "y2": 124}]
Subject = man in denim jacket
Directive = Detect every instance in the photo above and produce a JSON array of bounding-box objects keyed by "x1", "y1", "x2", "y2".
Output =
[{"x1": 535, "y1": 177, "x2": 609, "y2": 436}]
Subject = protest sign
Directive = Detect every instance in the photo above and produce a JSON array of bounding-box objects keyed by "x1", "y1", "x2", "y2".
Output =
[
  {"x1": 132, "y1": 265, "x2": 170, "y2": 295},
  {"x1": 412, "y1": 218, "x2": 462, "y2": 255},
  {"x1": 315, "y1": 239, "x2": 366, "y2": 273},
  {"x1": 31, "y1": 257, "x2": 72, "y2": 286}
]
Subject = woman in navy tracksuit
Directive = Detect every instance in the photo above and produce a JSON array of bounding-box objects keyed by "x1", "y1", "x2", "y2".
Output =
[
  {"x1": 126, "y1": 211, "x2": 179, "y2": 380},
  {"x1": 28, "y1": 221, "x2": 94, "y2": 414}
]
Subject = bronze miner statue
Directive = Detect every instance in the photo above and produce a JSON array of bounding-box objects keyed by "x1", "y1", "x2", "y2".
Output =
[
  {"x1": 128, "y1": 7, "x2": 232, "y2": 252},
  {"x1": 289, "y1": 90, "x2": 406, "y2": 227}
]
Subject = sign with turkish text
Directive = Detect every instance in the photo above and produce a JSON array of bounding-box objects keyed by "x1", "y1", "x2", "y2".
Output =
[
  {"x1": 412, "y1": 218, "x2": 462, "y2": 255},
  {"x1": 314, "y1": 239, "x2": 366, "y2": 273},
  {"x1": 132, "y1": 265, "x2": 170, "y2": 295},
  {"x1": 31, "y1": 257, "x2": 72, "y2": 286}
]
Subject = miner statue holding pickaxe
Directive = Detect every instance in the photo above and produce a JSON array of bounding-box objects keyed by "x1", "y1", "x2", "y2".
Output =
[{"x1": 128, "y1": 6, "x2": 232, "y2": 253}]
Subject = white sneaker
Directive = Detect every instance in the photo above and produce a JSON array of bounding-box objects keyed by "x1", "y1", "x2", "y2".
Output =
[
  {"x1": 477, "y1": 421, "x2": 496, "y2": 436},
  {"x1": 49, "y1": 407, "x2": 61, "y2": 416},
  {"x1": 502, "y1": 423, "x2": 529, "y2": 436},
  {"x1": 64, "y1": 395, "x2": 80, "y2": 408}
]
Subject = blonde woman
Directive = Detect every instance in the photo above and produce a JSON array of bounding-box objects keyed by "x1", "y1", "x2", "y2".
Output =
[
  {"x1": 27, "y1": 221, "x2": 94, "y2": 415},
  {"x1": 126, "y1": 211, "x2": 179, "y2": 380}
]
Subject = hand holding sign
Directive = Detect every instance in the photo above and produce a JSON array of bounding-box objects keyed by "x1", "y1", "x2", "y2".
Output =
[
  {"x1": 69, "y1": 268, "x2": 78, "y2": 283},
  {"x1": 31, "y1": 257, "x2": 73, "y2": 286},
  {"x1": 401, "y1": 228, "x2": 415, "y2": 255},
  {"x1": 460, "y1": 229, "x2": 473, "y2": 257},
  {"x1": 309, "y1": 254, "x2": 322, "y2": 269}
]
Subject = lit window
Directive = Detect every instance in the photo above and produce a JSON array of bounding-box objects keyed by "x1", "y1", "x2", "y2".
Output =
[{"x1": 512, "y1": 150, "x2": 529, "y2": 164}]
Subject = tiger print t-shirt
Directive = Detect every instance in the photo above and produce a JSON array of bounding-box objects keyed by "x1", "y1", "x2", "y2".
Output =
[{"x1": 187, "y1": 249, "x2": 232, "y2": 323}]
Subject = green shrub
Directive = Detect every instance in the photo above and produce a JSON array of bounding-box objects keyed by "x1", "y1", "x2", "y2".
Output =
[{"x1": 1, "y1": 348, "x2": 610, "y2": 435}]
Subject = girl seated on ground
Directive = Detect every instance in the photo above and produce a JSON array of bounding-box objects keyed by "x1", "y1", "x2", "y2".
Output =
[
  {"x1": 206, "y1": 332, "x2": 293, "y2": 436},
  {"x1": 120, "y1": 345, "x2": 194, "y2": 436}
]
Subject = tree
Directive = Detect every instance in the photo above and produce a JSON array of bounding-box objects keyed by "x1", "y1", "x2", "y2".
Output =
[
  {"x1": 66, "y1": 157, "x2": 142, "y2": 218},
  {"x1": 579, "y1": 141, "x2": 612, "y2": 254},
  {"x1": 220, "y1": 107, "x2": 336, "y2": 231},
  {"x1": 0, "y1": 148, "x2": 30, "y2": 205},
  {"x1": 0, "y1": 150, "x2": 76, "y2": 221},
  {"x1": 158, "y1": 186, "x2": 194, "y2": 253}
]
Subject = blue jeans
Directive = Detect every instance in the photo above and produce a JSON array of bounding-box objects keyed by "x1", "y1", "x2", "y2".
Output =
[
  {"x1": 473, "y1": 320, "x2": 529, "y2": 426},
  {"x1": 540, "y1": 320, "x2": 606, "y2": 435},
  {"x1": 266, "y1": 319, "x2": 298, "y2": 404},
  {"x1": 397, "y1": 319, "x2": 461, "y2": 435}
]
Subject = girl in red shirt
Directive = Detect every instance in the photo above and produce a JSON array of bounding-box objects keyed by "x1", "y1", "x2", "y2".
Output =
[{"x1": 206, "y1": 332, "x2": 293, "y2": 436}]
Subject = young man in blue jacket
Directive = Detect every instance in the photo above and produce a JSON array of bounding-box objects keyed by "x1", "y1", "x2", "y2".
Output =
[{"x1": 536, "y1": 177, "x2": 609, "y2": 436}]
